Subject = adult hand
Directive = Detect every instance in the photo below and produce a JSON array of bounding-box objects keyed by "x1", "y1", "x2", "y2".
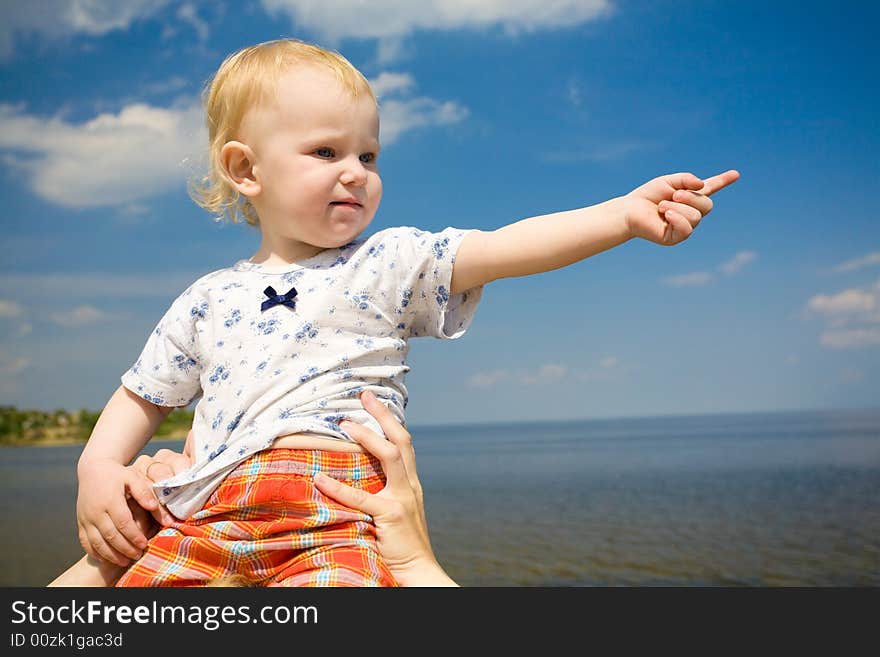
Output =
[
  {"x1": 623, "y1": 169, "x2": 740, "y2": 245},
  {"x1": 314, "y1": 390, "x2": 457, "y2": 587},
  {"x1": 128, "y1": 440, "x2": 194, "y2": 526}
]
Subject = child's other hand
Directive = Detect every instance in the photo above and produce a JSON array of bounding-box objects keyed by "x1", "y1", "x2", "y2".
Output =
[
  {"x1": 622, "y1": 169, "x2": 740, "y2": 245},
  {"x1": 76, "y1": 458, "x2": 159, "y2": 567}
]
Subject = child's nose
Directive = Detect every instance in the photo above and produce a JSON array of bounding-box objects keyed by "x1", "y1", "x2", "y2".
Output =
[{"x1": 339, "y1": 156, "x2": 367, "y2": 186}]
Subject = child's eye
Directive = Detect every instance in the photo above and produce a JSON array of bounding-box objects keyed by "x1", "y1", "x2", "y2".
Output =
[
  {"x1": 314, "y1": 147, "x2": 334, "y2": 158},
  {"x1": 360, "y1": 153, "x2": 376, "y2": 164}
]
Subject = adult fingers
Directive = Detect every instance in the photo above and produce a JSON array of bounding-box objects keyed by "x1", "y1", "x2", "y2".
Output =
[
  {"x1": 131, "y1": 454, "x2": 153, "y2": 477},
  {"x1": 153, "y1": 448, "x2": 192, "y2": 475},
  {"x1": 146, "y1": 460, "x2": 176, "y2": 482},
  {"x1": 699, "y1": 169, "x2": 740, "y2": 196},
  {"x1": 314, "y1": 472, "x2": 384, "y2": 517},
  {"x1": 359, "y1": 391, "x2": 413, "y2": 449},
  {"x1": 340, "y1": 418, "x2": 410, "y2": 496},
  {"x1": 129, "y1": 456, "x2": 175, "y2": 525},
  {"x1": 132, "y1": 454, "x2": 174, "y2": 483},
  {"x1": 358, "y1": 390, "x2": 421, "y2": 488}
]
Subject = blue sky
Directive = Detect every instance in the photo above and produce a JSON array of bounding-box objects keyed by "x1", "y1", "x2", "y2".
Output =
[{"x1": 0, "y1": 0, "x2": 877, "y2": 425}]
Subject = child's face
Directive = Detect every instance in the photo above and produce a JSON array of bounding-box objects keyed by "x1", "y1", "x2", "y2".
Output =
[{"x1": 242, "y1": 64, "x2": 381, "y2": 249}]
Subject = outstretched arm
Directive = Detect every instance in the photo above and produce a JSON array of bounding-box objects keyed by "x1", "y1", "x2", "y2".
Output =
[{"x1": 450, "y1": 169, "x2": 740, "y2": 293}]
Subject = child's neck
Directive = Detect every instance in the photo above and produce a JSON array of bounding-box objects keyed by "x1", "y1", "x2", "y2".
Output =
[{"x1": 249, "y1": 236, "x2": 325, "y2": 267}]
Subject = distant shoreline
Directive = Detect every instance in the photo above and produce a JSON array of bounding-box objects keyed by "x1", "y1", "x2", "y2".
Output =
[
  {"x1": 1, "y1": 405, "x2": 194, "y2": 448},
  {"x1": 0, "y1": 434, "x2": 187, "y2": 448}
]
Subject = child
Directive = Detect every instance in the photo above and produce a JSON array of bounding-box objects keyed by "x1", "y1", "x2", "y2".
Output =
[{"x1": 76, "y1": 38, "x2": 739, "y2": 587}]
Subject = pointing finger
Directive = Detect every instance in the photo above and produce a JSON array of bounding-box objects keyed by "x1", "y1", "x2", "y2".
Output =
[{"x1": 699, "y1": 169, "x2": 740, "y2": 196}]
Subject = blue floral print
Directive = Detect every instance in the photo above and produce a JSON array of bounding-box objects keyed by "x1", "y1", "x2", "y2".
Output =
[{"x1": 120, "y1": 226, "x2": 483, "y2": 520}]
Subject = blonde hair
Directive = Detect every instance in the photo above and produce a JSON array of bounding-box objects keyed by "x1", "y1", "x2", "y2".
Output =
[
  {"x1": 205, "y1": 573, "x2": 255, "y2": 587},
  {"x1": 189, "y1": 39, "x2": 377, "y2": 226}
]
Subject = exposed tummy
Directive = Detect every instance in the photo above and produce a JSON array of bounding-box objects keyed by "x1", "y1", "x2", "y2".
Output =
[{"x1": 270, "y1": 432, "x2": 366, "y2": 453}]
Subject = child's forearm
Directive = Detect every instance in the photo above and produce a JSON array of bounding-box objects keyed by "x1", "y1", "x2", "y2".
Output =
[
  {"x1": 78, "y1": 385, "x2": 173, "y2": 472},
  {"x1": 451, "y1": 197, "x2": 631, "y2": 292}
]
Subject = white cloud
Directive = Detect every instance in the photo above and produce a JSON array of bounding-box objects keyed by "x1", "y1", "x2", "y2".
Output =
[
  {"x1": 379, "y1": 96, "x2": 469, "y2": 145},
  {"x1": 140, "y1": 76, "x2": 191, "y2": 97},
  {"x1": 466, "y1": 369, "x2": 509, "y2": 388},
  {"x1": 0, "y1": 69, "x2": 465, "y2": 207},
  {"x1": 376, "y1": 37, "x2": 411, "y2": 65},
  {"x1": 573, "y1": 356, "x2": 627, "y2": 382},
  {"x1": 0, "y1": 0, "x2": 170, "y2": 58},
  {"x1": 830, "y1": 251, "x2": 880, "y2": 274},
  {"x1": 369, "y1": 72, "x2": 468, "y2": 145},
  {"x1": 0, "y1": 300, "x2": 24, "y2": 318},
  {"x1": 371, "y1": 72, "x2": 416, "y2": 99},
  {"x1": 176, "y1": 3, "x2": 209, "y2": 42},
  {"x1": 661, "y1": 252, "x2": 756, "y2": 287},
  {"x1": 807, "y1": 288, "x2": 876, "y2": 317},
  {"x1": 718, "y1": 250, "x2": 756, "y2": 276},
  {"x1": 260, "y1": 0, "x2": 612, "y2": 44},
  {"x1": 49, "y1": 305, "x2": 111, "y2": 328},
  {"x1": 660, "y1": 272, "x2": 713, "y2": 287},
  {"x1": 466, "y1": 362, "x2": 570, "y2": 387},
  {"x1": 0, "y1": 100, "x2": 205, "y2": 209},
  {"x1": 806, "y1": 281, "x2": 880, "y2": 349},
  {"x1": 820, "y1": 328, "x2": 880, "y2": 349},
  {"x1": 519, "y1": 363, "x2": 567, "y2": 385}
]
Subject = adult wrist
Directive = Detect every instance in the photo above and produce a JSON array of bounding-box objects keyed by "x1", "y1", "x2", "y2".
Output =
[{"x1": 392, "y1": 556, "x2": 458, "y2": 587}]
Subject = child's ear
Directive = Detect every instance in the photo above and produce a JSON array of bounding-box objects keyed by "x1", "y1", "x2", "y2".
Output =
[{"x1": 220, "y1": 141, "x2": 260, "y2": 197}]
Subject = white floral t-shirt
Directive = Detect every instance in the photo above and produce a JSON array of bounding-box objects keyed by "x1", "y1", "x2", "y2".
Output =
[{"x1": 121, "y1": 226, "x2": 482, "y2": 519}]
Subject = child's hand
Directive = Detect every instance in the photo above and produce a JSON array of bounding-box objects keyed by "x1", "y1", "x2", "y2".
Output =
[
  {"x1": 76, "y1": 458, "x2": 160, "y2": 567},
  {"x1": 622, "y1": 169, "x2": 740, "y2": 245}
]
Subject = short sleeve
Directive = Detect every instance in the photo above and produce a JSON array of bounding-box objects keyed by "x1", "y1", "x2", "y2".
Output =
[
  {"x1": 120, "y1": 285, "x2": 206, "y2": 407},
  {"x1": 387, "y1": 226, "x2": 483, "y2": 339}
]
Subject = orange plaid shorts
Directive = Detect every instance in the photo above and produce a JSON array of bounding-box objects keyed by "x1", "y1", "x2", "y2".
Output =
[{"x1": 115, "y1": 448, "x2": 397, "y2": 587}]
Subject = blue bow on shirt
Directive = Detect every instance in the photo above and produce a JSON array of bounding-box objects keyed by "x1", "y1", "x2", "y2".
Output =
[{"x1": 261, "y1": 286, "x2": 298, "y2": 312}]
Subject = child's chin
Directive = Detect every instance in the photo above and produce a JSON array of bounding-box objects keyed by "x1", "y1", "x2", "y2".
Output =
[{"x1": 325, "y1": 226, "x2": 370, "y2": 248}]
